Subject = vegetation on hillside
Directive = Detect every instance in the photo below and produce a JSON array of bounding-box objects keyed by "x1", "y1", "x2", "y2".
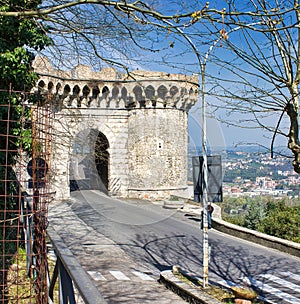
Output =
[{"x1": 222, "y1": 196, "x2": 300, "y2": 243}]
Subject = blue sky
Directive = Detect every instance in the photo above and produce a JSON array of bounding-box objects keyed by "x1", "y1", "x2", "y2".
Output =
[
  {"x1": 188, "y1": 101, "x2": 289, "y2": 150},
  {"x1": 43, "y1": 0, "x2": 295, "y2": 151}
]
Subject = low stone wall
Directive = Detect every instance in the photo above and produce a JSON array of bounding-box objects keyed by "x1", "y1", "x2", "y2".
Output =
[
  {"x1": 212, "y1": 218, "x2": 300, "y2": 258},
  {"x1": 159, "y1": 270, "x2": 222, "y2": 304}
]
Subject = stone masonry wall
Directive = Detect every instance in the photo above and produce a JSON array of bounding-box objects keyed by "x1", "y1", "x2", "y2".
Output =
[
  {"x1": 128, "y1": 108, "x2": 188, "y2": 199},
  {"x1": 52, "y1": 108, "x2": 129, "y2": 200}
]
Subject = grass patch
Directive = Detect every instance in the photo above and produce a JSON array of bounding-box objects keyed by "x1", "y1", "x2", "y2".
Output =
[
  {"x1": 172, "y1": 266, "x2": 264, "y2": 303},
  {"x1": 6, "y1": 244, "x2": 59, "y2": 303},
  {"x1": 6, "y1": 248, "x2": 35, "y2": 303},
  {"x1": 169, "y1": 195, "x2": 184, "y2": 201}
]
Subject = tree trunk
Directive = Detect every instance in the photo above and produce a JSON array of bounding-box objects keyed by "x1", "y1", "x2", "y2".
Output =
[{"x1": 286, "y1": 95, "x2": 300, "y2": 173}]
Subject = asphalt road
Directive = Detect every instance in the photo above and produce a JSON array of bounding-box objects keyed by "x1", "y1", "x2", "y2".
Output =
[{"x1": 68, "y1": 190, "x2": 300, "y2": 304}]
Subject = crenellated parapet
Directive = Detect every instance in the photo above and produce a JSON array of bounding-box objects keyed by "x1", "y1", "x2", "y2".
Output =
[{"x1": 33, "y1": 57, "x2": 199, "y2": 112}]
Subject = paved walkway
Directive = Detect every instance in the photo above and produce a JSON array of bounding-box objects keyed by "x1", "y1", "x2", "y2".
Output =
[{"x1": 48, "y1": 199, "x2": 187, "y2": 304}]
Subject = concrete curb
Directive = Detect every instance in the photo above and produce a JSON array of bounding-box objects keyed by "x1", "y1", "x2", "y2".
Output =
[
  {"x1": 159, "y1": 270, "x2": 222, "y2": 304},
  {"x1": 163, "y1": 200, "x2": 185, "y2": 209}
]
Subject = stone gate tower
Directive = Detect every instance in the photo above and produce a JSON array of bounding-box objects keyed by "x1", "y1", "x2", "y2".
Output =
[{"x1": 34, "y1": 57, "x2": 199, "y2": 200}]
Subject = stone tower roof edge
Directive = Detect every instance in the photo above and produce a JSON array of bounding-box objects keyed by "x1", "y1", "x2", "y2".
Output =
[{"x1": 33, "y1": 56, "x2": 198, "y2": 85}]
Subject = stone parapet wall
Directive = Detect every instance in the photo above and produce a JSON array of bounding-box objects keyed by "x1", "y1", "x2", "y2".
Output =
[{"x1": 212, "y1": 218, "x2": 300, "y2": 258}]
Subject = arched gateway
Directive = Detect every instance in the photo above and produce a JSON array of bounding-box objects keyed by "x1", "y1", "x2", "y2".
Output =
[
  {"x1": 33, "y1": 57, "x2": 199, "y2": 200},
  {"x1": 70, "y1": 129, "x2": 109, "y2": 194}
]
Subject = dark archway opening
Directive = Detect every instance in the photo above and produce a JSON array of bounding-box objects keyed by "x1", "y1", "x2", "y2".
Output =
[
  {"x1": 70, "y1": 129, "x2": 109, "y2": 194},
  {"x1": 92, "y1": 131, "x2": 109, "y2": 194}
]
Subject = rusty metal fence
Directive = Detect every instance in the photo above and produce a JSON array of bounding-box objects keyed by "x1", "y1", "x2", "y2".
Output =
[{"x1": 0, "y1": 88, "x2": 53, "y2": 303}]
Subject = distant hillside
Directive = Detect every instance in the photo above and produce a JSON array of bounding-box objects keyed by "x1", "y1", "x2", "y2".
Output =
[{"x1": 188, "y1": 144, "x2": 292, "y2": 157}]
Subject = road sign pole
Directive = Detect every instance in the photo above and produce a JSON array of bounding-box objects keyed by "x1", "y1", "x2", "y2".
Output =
[{"x1": 201, "y1": 63, "x2": 209, "y2": 288}]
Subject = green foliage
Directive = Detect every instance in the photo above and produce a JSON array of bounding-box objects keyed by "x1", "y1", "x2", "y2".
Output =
[
  {"x1": 0, "y1": 47, "x2": 38, "y2": 89},
  {"x1": 223, "y1": 197, "x2": 300, "y2": 243},
  {"x1": 0, "y1": 1, "x2": 52, "y2": 90},
  {"x1": 258, "y1": 201, "x2": 300, "y2": 243},
  {"x1": 223, "y1": 213, "x2": 245, "y2": 226},
  {"x1": 244, "y1": 200, "x2": 264, "y2": 230},
  {"x1": 222, "y1": 196, "x2": 247, "y2": 214},
  {"x1": 6, "y1": 247, "x2": 35, "y2": 300},
  {"x1": 0, "y1": 0, "x2": 52, "y2": 298},
  {"x1": 0, "y1": 0, "x2": 51, "y2": 159}
]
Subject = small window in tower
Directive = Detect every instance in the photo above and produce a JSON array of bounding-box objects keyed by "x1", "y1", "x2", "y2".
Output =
[{"x1": 157, "y1": 141, "x2": 164, "y2": 150}]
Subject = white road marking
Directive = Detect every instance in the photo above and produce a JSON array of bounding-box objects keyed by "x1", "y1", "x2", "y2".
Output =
[
  {"x1": 109, "y1": 271, "x2": 130, "y2": 280},
  {"x1": 259, "y1": 274, "x2": 300, "y2": 293},
  {"x1": 215, "y1": 279, "x2": 236, "y2": 288},
  {"x1": 282, "y1": 271, "x2": 300, "y2": 282},
  {"x1": 217, "y1": 276, "x2": 300, "y2": 304},
  {"x1": 131, "y1": 271, "x2": 155, "y2": 281},
  {"x1": 87, "y1": 271, "x2": 107, "y2": 281},
  {"x1": 249, "y1": 277, "x2": 300, "y2": 304},
  {"x1": 88, "y1": 269, "x2": 157, "y2": 282}
]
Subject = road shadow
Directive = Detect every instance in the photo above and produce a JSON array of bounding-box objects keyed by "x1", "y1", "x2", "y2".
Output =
[{"x1": 121, "y1": 230, "x2": 297, "y2": 301}]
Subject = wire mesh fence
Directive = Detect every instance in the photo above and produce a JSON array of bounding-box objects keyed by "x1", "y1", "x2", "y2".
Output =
[{"x1": 0, "y1": 88, "x2": 53, "y2": 303}]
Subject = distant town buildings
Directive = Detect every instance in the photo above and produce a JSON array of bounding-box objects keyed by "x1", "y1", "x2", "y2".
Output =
[{"x1": 188, "y1": 145, "x2": 300, "y2": 199}]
